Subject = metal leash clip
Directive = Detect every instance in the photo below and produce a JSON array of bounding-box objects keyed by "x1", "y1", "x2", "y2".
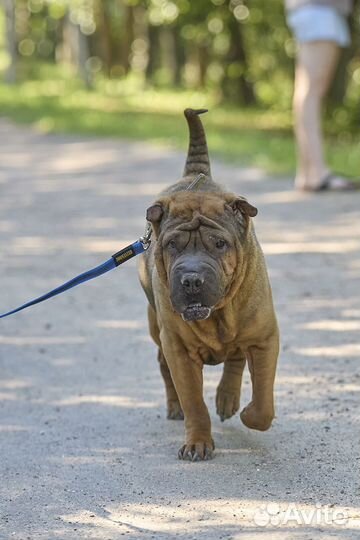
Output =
[
  {"x1": 139, "y1": 221, "x2": 152, "y2": 250},
  {"x1": 186, "y1": 172, "x2": 206, "y2": 191}
]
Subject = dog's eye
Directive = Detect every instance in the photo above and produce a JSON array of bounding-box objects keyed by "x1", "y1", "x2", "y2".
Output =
[{"x1": 215, "y1": 239, "x2": 226, "y2": 249}]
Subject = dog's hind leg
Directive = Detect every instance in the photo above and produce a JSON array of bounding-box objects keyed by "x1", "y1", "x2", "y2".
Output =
[
  {"x1": 216, "y1": 356, "x2": 246, "y2": 422},
  {"x1": 148, "y1": 305, "x2": 183, "y2": 420}
]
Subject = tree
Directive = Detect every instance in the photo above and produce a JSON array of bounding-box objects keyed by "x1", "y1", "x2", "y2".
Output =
[
  {"x1": 4, "y1": 0, "x2": 17, "y2": 83},
  {"x1": 221, "y1": 4, "x2": 256, "y2": 105}
]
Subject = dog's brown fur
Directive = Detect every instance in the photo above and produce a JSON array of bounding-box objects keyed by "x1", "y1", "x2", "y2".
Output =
[{"x1": 138, "y1": 109, "x2": 279, "y2": 461}]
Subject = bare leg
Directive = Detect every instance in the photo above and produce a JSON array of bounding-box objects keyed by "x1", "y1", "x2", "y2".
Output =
[
  {"x1": 216, "y1": 357, "x2": 246, "y2": 422},
  {"x1": 293, "y1": 41, "x2": 340, "y2": 190},
  {"x1": 240, "y1": 333, "x2": 279, "y2": 431}
]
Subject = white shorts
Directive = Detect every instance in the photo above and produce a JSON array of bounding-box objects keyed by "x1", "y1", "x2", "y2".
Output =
[{"x1": 287, "y1": 5, "x2": 351, "y2": 47}]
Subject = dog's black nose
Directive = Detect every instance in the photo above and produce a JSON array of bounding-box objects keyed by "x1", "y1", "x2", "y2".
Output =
[{"x1": 181, "y1": 272, "x2": 204, "y2": 294}]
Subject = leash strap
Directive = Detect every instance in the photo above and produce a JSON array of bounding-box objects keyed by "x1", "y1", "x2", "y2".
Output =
[
  {"x1": 0, "y1": 172, "x2": 207, "y2": 320},
  {"x1": 0, "y1": 240, "x2": 146, "y2": 319}
]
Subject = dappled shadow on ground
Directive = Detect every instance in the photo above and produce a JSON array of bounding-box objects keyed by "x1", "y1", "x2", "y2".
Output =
[{"x1": 0, "y1": 121, "x2": 359, "y2": 539}]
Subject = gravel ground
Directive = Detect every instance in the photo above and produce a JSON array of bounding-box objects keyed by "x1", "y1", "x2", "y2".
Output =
[{"x1": 0, "y1": 120, "x2": 359, "y2": 539}]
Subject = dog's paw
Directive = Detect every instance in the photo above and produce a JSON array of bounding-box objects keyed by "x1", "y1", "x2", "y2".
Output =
[
  {"x1": 167, "y1": 400, "x2": 184, "y2": 420},
  {"x1": 178, "y1": 439, "x2": 215, "y2": 462},
  {"x1": 240, "y1": 402, "x2": 274, "y2": 431},
  {"x1": 216, "y1": 386, "x2": 240, "y2": 422}
]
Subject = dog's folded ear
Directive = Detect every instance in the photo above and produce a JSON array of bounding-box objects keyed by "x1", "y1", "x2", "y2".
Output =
[
  {"x1": 146, "y1": 201, "x2": 168, "y2": 238},
  {"x1": 230, "y1": 198, "x2": 258, "y2": 218},
  {"x1": 225, "y1": 194, "x2": 258, "y2": 219},
  {"x1": 224, "y1": 195, "x2": 258, "y2": 236},
  {"x1": 146, "y1": 204, "x2": 163, "y2": 223}
]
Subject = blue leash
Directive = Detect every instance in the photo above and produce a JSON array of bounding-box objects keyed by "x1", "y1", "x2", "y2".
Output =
[
  {"x1": 0, "y1": 239, "x2": 147, "y2": 319},
  {"x1": 0, "y1": 173, "x2": 206, "y2": 320}
]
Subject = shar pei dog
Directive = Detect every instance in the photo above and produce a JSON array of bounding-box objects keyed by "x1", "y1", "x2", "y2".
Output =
[{"x1": 138, "y1": 109, "x2": 279, "y2": 461}]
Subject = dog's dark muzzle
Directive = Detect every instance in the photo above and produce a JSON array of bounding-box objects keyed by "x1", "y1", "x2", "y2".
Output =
[{"x1": 169, "y1": 257, "x2": 222, "y2": 321}]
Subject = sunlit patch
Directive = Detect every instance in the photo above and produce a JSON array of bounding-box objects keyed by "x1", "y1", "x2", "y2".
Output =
[
  {"x1": 135, "y1": 335, "x2": 154, "y2": 343},
  {"x1": 262, "y1": 240, "x2": 360, "y2": 255},
  {"x1": 70, "y1": 217, "x2": 123, "y2": 230},
  {"x1": 294, "y1": 344, "x2": 360, "y2": 357},
  {"x1": 291, "y1": 298, "x2": 355, "y2": 310},
  {"x1": 34, "y1": 178, "x2": 97, "y2": 192},
  {"x1": 12, "y1": 236, "x2": 47, "y2": 250},
  {"x1": 78, "y1": 238, "x2": 129, "y2": 253},
  {"x1": 276, "y1": 375, "x2": 314, "y2": 385},
  {"x1": 0, "y1": 336, "x2": 86, "y2": 346},
  {"x1": 53, "y1": 394, "x2": 155, "y2": 408},
  {"x1": 256, "y1": 190, "x2": 309, "y2": 204},
  {"x1": 0, "y1": 392, "x2": 18, "y2": 401},
  {"x1": 217, "y1": 448, "x2": 254, "y2": 455},
  {"x1": 0, "y1": 379, "x2": 31, "y2": 390},
  {"x1": 4, "y1": 235, "x2": 134, "y2": 256},
  {"x1": 51, "y1": 357, "x2": 75, "y2": 367},
  {"x1": 0, "y1": 220, "x2": 14, "y2": 232},
  {"x1": 300, "y1": 320, "x2": 360, "y2": 331},
  {"x1": 96, "y1": 320, "x2": 146, "y2": 329},
  {"x1": 261, "y1": 223, "x2": 360, "y2": 242},
  {"x1": 342, "y1": 309, "x2": 360, "y2": 318},
  {"x1": 286, "y1": 410, "x2": 346, "y2": 421},
  {"x1": 227, "y1": 167, "x2": 266, "y2": 183},
  {"x1": 0, "y1": 424, "x2": 29, "y2": 432},
  {"x1": 50, "y1": 149, "x2": 120, "y2": 172},
  {"x1": 59, "y1": 499, "x2": 358, "y2": 535},
  {"x1": 52, "y1": 455, "x2": 114, "y2": 465},
  {"x1": 99, "y1": 182, "x2": 168, "y2": 197}
]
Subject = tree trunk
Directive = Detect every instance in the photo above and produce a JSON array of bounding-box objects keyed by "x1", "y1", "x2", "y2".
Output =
[
  {"x1": 58, "y1": 13, "x2": 92, "y2": 88},
  {"x1": 97, "y1": 0, "x2": 112, "y2": 77},
  {"x1": 173, "y1": 24, "x2": 185, "y2": 86},
  {"x1": 4, "y1": 0, "x2": 17, "y2": 83},
  {"x1": 198, "y1": 44, "x2": 208, "y2": 88},
  {"x1": 121, "y1": 4, "x2": 135, "y2": 75},
  {"x1": 77, "y1": 26, "x2": 92, "y2": 89},
  {"x1": 146, "y1": 23, "x2": 161, "y2": 82},
  {"x1": 159, "y1": 26, "x2": 177, "y2": 85},
  {"x1": 328, "y1": 9, "x2": 359, "y2": 105},
  {"x1": 222, "y1": 15, "x2": 256, "y2": 105}
]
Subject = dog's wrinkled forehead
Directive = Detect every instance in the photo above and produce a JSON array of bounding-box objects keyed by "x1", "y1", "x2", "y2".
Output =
[
  {"x1": 169, "y1": 212, "x2": 223, "y2": 235},
  {"x1": 146, "y1": 190, "x2": 257, "y2": 239},
  {"x1": 167, "y1": 192, "x2": 225, "y2": 223}
]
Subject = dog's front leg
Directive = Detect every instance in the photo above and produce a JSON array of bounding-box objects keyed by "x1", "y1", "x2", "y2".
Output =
[
  {"x1": 240, "y1": 331, "x2": 279, "y2": 431},
  {"x1": 161, "y1": 332, "x2": 214, "y2": 461}
]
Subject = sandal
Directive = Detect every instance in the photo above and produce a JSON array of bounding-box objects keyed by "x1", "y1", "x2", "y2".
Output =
[{"x1": 313, "y1": 172, "x2": 360, "y2": 192}]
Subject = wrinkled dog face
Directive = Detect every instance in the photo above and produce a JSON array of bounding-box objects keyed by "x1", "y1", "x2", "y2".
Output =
[
  {"x1": 147, "y1": 192, "x2": 257, "y2": 321},
  {"x1": 165, "y1": 219, "x2": 234, "y2": 321}
]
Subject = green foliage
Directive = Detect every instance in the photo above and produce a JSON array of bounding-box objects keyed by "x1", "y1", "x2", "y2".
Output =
[
  {"x1": 0, "y1": 70, "x2": 359, "y2": 178},
  {"x1": 0, "y1": 0, "x2": 359, "y2": 175},
  {"x1": 1, "y1": 0, "x2": 359, "y2": 119}
]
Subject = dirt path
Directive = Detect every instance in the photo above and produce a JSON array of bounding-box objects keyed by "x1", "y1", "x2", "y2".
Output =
[{"x1": 0, "y1": 120, "x2": 359, "y2": 539}]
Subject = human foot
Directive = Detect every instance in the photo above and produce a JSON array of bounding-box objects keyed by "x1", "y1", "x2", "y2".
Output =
[{"x1": 296, "y1": 172, "x2": 359, "y2": 192}]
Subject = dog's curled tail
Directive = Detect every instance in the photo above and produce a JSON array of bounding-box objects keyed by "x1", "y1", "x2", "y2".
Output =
[{"x1": 183, "y1": 108, "x2": 211, "y2": 179}]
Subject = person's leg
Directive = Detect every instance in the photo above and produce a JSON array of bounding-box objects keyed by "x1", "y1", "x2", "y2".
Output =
[{"x1": 293, "y1": 41, "x2": 340, "y2": 190}]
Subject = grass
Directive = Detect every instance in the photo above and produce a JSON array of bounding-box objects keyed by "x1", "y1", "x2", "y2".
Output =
[{"x1": 0, "y1": 66, "x2": 359, "y2": 178}]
